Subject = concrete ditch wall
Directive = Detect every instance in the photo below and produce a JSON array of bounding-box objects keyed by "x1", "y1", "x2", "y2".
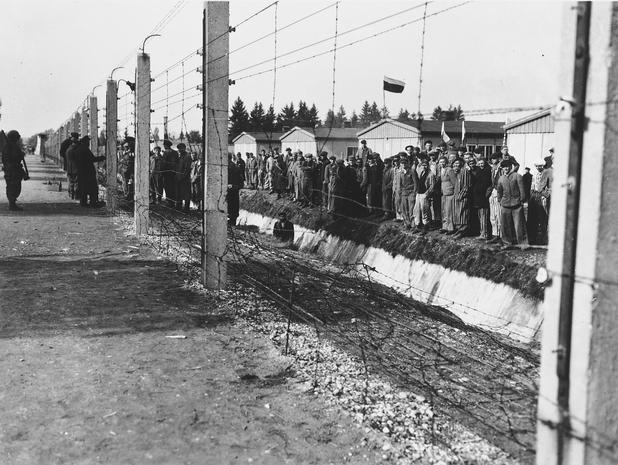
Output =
[{"x1": 238, "y1": 209, "x2": 543, "y2": 344}]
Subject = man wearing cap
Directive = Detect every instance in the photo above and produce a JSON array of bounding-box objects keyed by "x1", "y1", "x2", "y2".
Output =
[
  {"x1": 526, "y1": 159, "x2": 552, "y2": 245},
  {"x1": 75, "y1": 135, "x2": 106, "y2": 207},
  {"x1": 358, "y1": 139, "x2": 372, "y2": 164},
  {"x1": 175, "y1": 143, "x2": 192, "y2": 211},
  {"x1": 399, "y1": 157, "x2": 418, "y2": 229},
  {"x1": 162, "y1": 139, "x2": 178, "y2": 205},
  {"x1": 500, "y1": 145, "x2": 520, "y2": 172},
  {"x1": 412, "y1": 158, "x2": 436, "y2": 233},
  {"x1": 488, "y1": 152, "x2": 503, "y2": 241},
  {"x1": 496, "y1": 159, "x2": 528, "y2": 249}
]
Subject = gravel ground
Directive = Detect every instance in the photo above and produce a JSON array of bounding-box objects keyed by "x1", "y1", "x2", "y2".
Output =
[{"x1": 117, "y1": 199, "x2": 540, "y2": 465}]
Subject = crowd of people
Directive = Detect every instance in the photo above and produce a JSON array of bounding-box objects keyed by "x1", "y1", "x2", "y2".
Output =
[{"x1": 231, "y1": 139, "x2": 554, "y2": 249}]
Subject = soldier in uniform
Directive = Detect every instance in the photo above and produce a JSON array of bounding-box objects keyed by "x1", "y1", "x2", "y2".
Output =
[
  {"x1": 1, "y1": 130, "x2": 28, "y2": 211},
  {"x1": 175, "y1": 143, "x2": 192, "y2": 211}
]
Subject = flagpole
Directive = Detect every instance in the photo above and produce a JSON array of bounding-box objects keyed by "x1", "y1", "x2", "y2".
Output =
[{"x1": 383, "y1": 88, "x2": 386, "y2": 119}]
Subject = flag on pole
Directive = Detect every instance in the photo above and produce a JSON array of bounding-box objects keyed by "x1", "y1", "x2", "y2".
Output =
[
  {"x1": 441, "y1": 121, "x2": 450, "y2": 143},
  {"x1": 461, "y1": 120, "x2": 466, "y2": 145},
  {"x1": 383, "y1": 76, "x2": 405, "y2": 93}
]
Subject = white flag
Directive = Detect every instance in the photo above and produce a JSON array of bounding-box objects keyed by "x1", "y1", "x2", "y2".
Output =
[
  {"x1": 441, "y1": 122, "x2": 450, "y2": 143},
  {"x1": 461, "y1": 120, "x2": 466, "y2": 143}
]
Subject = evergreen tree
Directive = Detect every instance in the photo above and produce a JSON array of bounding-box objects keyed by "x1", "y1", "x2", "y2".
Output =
[
  {"x1": 179, "y1": 130, "x2": 185, "y2": 141},
  {"x1": 263, "y1": 105, "x2": 276, "y2": 133},
  {"x1": 350, "y1": 110, "x2": 359, "y2": 127},
  {"x1": 187, "y1": 130, "x2": 201, "y2": 144},
  {"x1": 359, "y1": 100, "x2": 372, "y2": 126},
  {"x1": 276, "y1": 102, "x2": 296, "y2": 130},
  {"x1": 308, "y1": 103, "x2": 320, "y2": 127},
  {"x1": 369, "y1": 102, "x2": 381, "y2": 122},
  {"x1": 324, "y1": 109, "x2": 336, "y2": 128},
  {"x1": 229, "y1": 97, "x2": 250, "y2": 139},
  {"x1": 296, "y1": 101, "x2": 311, "y2": 127},
  {"x1": 335, "y1": 105, "x2": 347, "y2": 127},
  {"x1": 380, "y1": 105, "x2": 390, "y2": 119},
  {"x1": 431, "y1": 104, "x2": 465, "y2": 121},
  {"x1": 397, "y1": 108, "x2": 410, "y2": 122},
  {"x1": 249, "y1": 102, "x2": 265, "y2": 131}
]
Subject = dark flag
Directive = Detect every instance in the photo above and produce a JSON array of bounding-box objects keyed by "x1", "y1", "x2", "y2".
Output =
[{"x1": 383, "y1": 76, "x2": 405, "y2": 93}]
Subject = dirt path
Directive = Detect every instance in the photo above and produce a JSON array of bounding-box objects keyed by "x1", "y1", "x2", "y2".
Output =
[{"x1": 0, "y1": 157, "x2": 382, "y2": 465}]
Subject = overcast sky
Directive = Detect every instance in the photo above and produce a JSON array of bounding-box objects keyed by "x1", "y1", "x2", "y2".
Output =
[{"x1": 0, "y1": 0, "x2": 563, "y2": 138}]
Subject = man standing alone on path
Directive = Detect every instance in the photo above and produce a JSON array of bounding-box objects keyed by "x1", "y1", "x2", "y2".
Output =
[{"x1": 1, "y1": 130, "x2": 28, "y2": 211}]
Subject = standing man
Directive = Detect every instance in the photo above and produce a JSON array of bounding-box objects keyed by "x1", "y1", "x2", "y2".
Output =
[
  {"x1": 358, "y1": 139, "x2": 372, "y2": 164},
  {"x1": 227, "y1": 153, "x2": 242, "y2": 226},
  {"x1": 1, "y1": 130, "x2": 28, "y2": 211},
  {"x1": 412, "y1": 158, "x2": 435, "y2": 233},
  {"x1": 451, "y1": 158, "x2": 471, "y2": 238},
  {"x1": 469, "y1": 157, "x2": 493, "y2": 240},
  {"x1": 399, "y1": 157, "x2": 418, "y2": 230},
  {"x1": 150, "y1": 146, "x2": 164, "y2": 204},
  {"x1": 496, "y1": 160, "x2": 528, "y2": 250},
  {"x1": 59, "y1": 132, "x2": 78, "y2": 172},
  {"x1": 245, "y1": 152, "x2": 257, "y2": 189},
  {"x1": 65, "y1": 135, "x2": 81, "y2": 200},
  {"x1": 527, "y1": 159, "x2": 552, "y2": 245},
  {"x1": 488, "y1": 152, "x2": 503, "y2": 242},
  {"x1": 175, "y1": 143, "x2": 192, "y2": 212},
  {"x1": 75, "y1": 135, "x2": 106, "y2": 207},
  {"x1": 162, "y1": 139, "x2": 178, "y2": 205},
  {"x1": 190, "y1": 151, "x2": 203, "y2": 208},
  {"x1": 381, "y1": 157, "x2": 394, "y2": 220}
]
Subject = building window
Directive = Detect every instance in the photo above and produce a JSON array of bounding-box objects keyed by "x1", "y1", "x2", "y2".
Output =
[
  {"x1": 347, "y1": 146, "x2": 358, "y2": 158},
  {"x1": 467, "y1": 144, "x2": 499, "y2": 158}
]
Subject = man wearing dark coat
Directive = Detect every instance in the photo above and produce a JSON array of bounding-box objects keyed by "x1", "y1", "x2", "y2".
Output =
[
  {"x1": 60, "y1": 132, "x2": 78, "y2": 173},
  {"x1": 469, "y1": 158, "x2": 493, "y2": 240},
  {"x1": 175, "y1": 143, "x2": 192, "y2": 211},
  {"x1": 75, "y1": 135, "x2": 106, "y2": 207},
  {"x1": 162, "y1": 140, "x2": 178, "y2": 204},
  {"x1": 1, "y1": 130, "x2": 28, "y2": 211},
  {"x1": 381, "y1": 157, "x2": 394, "y2": 220},
  {"x1": 65, "y1": 138, "x2": 81, "y2": 200},
  {"x1": 273, "y1": 212, "x2": 294, "y2": 243},
  {"x1": 227, "y1": 153, "x2": 242, "y2": 226}
]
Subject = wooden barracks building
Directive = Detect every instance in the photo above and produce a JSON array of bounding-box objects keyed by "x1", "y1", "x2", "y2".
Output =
[{"x1": 356, "y1": 118, "x2": 505, "y2": 158}]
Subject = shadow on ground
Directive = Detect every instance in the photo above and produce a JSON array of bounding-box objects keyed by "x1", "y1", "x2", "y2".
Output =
[
  {"x1": 0, "y1": 256, "x2": 231, "y2": 339},
  {"x1": 0, "y1": 202, "x2": 109, "y2": 217}
]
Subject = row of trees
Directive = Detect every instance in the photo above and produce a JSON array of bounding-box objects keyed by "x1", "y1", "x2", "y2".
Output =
[{"x1": 229, "y1": 97, "x2": 465, "y2": 139}]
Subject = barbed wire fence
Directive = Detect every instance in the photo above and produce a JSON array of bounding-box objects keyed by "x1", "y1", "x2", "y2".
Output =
[{"x1": 46, "y1": 1, "x2": 618, "y2": 463}]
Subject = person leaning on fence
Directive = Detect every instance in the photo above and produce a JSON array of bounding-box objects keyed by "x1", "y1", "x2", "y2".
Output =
[
  {"x1": 496, "y1": 159, "x2": 528, "y2": 250},
  {"x1": 1, "y1": 130, "x2": 28, "y2": 211},
  {"x1": 273, "y1": 211, "x2": 294, "y2": 243}
]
